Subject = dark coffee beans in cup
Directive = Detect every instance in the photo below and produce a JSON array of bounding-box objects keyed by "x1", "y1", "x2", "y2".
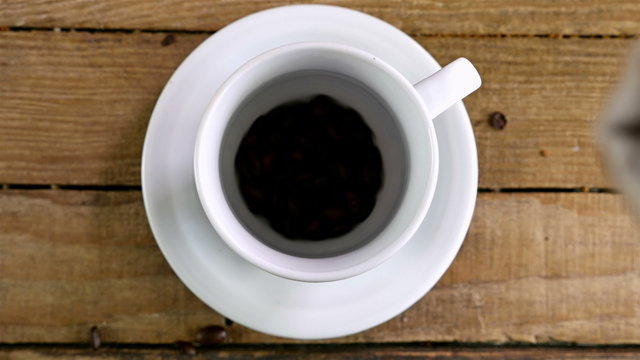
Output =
[{"x1": 235, "y1": 95, "x2": 383, "y2": 240}]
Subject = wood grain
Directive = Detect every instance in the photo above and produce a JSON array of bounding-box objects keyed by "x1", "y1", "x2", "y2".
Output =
[
  {"x1": 1, "y1": 0, "x2": 640, "y2": 35},
  {"x1": 0, "y1": 31, "x2": 629, "y2": 187},
  {"x1": 0, "y1": 190, "x2": 224, "y2": 343},
  {"x1": 0, "y1": 31, "x2": 203, "y2": 185},
  {"x1": 3, "y1": 346, "x2": 640, "y2": 360},
  {"x1": 1, "y1": 190, "x2": 639, "y2": 344},
  {"x1": 434, "y1": 36, "x2": 629, "y2": 189}
]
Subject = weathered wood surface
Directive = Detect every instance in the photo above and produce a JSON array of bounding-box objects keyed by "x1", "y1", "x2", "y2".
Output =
[
  {"x1": 1, "y1": 190, "x2": 639, "y2": 344},
  {"x1": 3, "y1": 346, "x2": 640, "y2": 360},
  {"x1": 0, "y1": 31, "x2": 629, "y2": 187},
  {"x1": 3, "y1": 0, "x2": 639, "y2": 350},
  {"x1": 1, "y1": 0, "x2": 640, "y2": 35}
]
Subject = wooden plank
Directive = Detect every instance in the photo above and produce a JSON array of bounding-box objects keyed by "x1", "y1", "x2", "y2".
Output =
[
  {"x1": 3, "y1": 346, "x2": 640, "y2": 360},
  {"x1": 0, "y1": 189, "x2": 226, "y2": 343},
  {"x1": 1, "y1": 190, "x2": 639, "y2": 344},
  {"x1": 0, "y1": 31, "x2": 207, "y2": 185},
  {"x1": 0, "y1": 31, "x2": 629, "y2": 187},
  {"x1": 1, "y1": 0, "x2": 640, "y2": 35},
  {"x1": 412, "y1": 192, "x2": 640, "y2": 344}
]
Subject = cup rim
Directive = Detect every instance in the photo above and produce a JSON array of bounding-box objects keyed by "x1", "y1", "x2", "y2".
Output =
[{"x1": 194, "y1": 41, "x2": 439, "y2": 282}]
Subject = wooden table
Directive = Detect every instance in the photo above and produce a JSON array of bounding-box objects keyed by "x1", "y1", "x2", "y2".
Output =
[{"x1": 2, "y1": 1, "x2": 640, "y2": 359}]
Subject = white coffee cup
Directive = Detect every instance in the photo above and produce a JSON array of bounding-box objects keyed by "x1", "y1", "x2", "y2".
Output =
[{"x1": 194, "y1": 42, "x2": 480, "y2": 282}]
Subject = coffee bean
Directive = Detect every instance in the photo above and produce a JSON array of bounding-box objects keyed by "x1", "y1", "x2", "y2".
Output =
[
  {"x1": 309, "y1": 94, "x2": 334, "y2": 117},
  {"x1": 344, "y1": 191, "x2": 361, "y2": 214},
  {"x1": 281, "y1": 222, "x2": 296, "y2": 238},
  {"x1": 326, "y1": 121, "x2": 339, "y2": 140},
  {"x1": 363, "y1": 160, "x2": 383, "y2": 191},
  {"x1": 295, "y1": 171, "x2": 313, "y2": 182},
  {"x1": 489, "y1": 111, "x2": 508, "y2": 130},
  {"x1": 305, "y1": 218, "x2": 322, "y2": 233},
  {"x1": 160, "y1": 34, "x2": 176, "y2": 47},
  {"x1": 288, "y1": 150, "x2": 305, "y2": 161},
  {"x1": 195, "y1": 325, "x2": 227, "y2": 346},
  {"x1": 287, "y1": 199, "x2": 302, "y2": 217},
  {"x1": 247, "y1": 152, "x2": 262, "y2": 177},
  {"x1": 235, "y1": 95, "x2": 383, "y2": 240},
  {"x1": 175, "y1": 341, "x2": 198, "y2": 355},
  {"x1": 328, "y1": 224, "x2": 349, "y2": 236},
  {"x1": 241, "y1": 184, "x2": 265, "y2": 207},
  {"x1": 90, "y1": 326, "x2": 101, "y2": 350},
  {"x1": 334, "y1": 161, "x2": 349, "y2": 179},
  {"x1": 314, "y1": 176, "x2": 330, "y2": 189},
  {"x1": 261, "y1": 152, "x2": 275, "y2": 169},
  {"x1": 323, "y1": 208, "x2": 345, "y2": 221}
]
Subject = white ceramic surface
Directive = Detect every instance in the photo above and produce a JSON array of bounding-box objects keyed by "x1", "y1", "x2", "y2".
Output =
[
  {"x1": 194, "y1": 42, "x2": 479, "y2": 282},
  {"x1": 142, "y1": 4, "x2": 478, "y2": 339}
]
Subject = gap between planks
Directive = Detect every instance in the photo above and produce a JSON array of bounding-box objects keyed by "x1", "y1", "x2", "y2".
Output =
[
  {"x1": 0, "y1": 185, "x2": 619, "y2": 193},
  {"x1": 3, "y1": 343, "x2": 640, "y2": 360},
  {"x1": 1, "y1": 26, "x2": 637, "y2": 39},
  {"x1": 2, "y1": 341, "x2": 640, "y2": 348}
]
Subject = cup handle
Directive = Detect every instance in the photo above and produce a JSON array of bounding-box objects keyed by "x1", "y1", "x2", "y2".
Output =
[{"x1": 414, "y1": 57, "x2": 481, "y2": 120}]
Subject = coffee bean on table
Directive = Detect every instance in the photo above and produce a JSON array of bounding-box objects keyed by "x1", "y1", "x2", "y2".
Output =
[
  {"x1": 160, "y1": 34, "x2": 176, "y2": 47},
  {"x1": 175, "y1": 341, "x2": 198, "y2": 355},
  {"x1": 489, "y1": 111, "x2": 508, "y2": 130},
  {"x1": 195, "y1": 325, "x2": 228, "y2": 346},
  {"x1": 235, "y1": 95, "x2": 384, "y2": 240}
]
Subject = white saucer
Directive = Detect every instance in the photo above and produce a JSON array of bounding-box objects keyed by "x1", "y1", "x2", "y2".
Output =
[{"x1": 142, "y1": 4, "x2": 478, "y2": 340}]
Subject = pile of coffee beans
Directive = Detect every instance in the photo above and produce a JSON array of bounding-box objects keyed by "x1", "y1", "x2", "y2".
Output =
[{"x1": 235, "y1": 95, "x2": 383, "y2": 240}]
